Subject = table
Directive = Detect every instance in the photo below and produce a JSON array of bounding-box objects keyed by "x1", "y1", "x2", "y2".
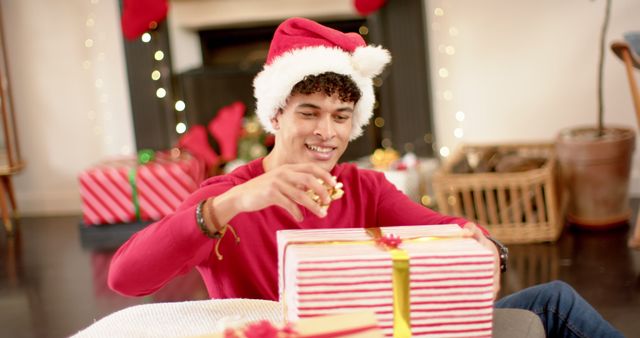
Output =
[{"x1": 72, "y1": 298, "x2": 544, "y2": 337}]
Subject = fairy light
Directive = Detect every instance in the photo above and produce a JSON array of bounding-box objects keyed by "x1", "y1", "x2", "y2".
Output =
[
  {"x1": 141, "y1": 33, "x2": 151, "y2": 43},
  {"x1": 175, "y1": 122, "x2": 187, "y2": 134},
  {"x1": 151, "y1": 70, "x2": 161, "y2": 81},
  {"x1": 421, "y1": 195, "x2": 433, "y2": 206},
  {"x1": 156, "y1": 88, "x2": 167, "y2": 98},
  {"x1": 154, "y1": 50, "x2": 164, "y2": 61},
  {"x1": 445, "y1": 45, "x2": 455, "y2": 55},
  {"x1": 374, "y1": 117, "x2": 385, "y2": 128},
  {"x1": 439, "y1": 146, "x2": 450, "y2": 157},
  {"x1": 175, "y1": 100, "x2": 186, "y2": 112}
]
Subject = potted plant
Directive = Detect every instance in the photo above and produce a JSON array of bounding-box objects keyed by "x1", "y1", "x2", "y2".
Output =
[{"x1": 556, "y1": 0, "x2": 636, "y2": 228}]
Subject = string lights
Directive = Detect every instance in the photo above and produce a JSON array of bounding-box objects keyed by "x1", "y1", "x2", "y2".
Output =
[
  {"x1": 83, "y1": 0, "x2": 135, "y2": 155},
  {"x1": 430, "y1": 3, "x2": 464, "y2": 159},
  {"x1": 140, "y1": 30, "x2": 188, "y2": 135}
]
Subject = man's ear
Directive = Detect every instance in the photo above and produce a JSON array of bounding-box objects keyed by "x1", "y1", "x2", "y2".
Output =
[{"x1": 270, "y1": 109, "x2": 283, "y2": 130}]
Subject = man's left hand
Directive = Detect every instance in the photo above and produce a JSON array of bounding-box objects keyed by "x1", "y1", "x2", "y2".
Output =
[{"x1": 462, "y1": 222, "x2": 500, "y2": 300}]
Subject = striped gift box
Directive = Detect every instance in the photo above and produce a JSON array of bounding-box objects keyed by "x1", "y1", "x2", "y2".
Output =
[
  {"x1": 277, "y1": 224, "x2": 495, "y2": 338},
  {"x1": 79, "y1": 150, "x2": 205, "y2": 225}
]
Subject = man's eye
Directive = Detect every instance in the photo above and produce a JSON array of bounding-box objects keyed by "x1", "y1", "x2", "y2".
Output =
[
  {"x1": 334, "y1": 115, "x2": 350, "y2": 122},
  {"x1": 299, "y1": 111, "x2": 316, "y2": 118}
]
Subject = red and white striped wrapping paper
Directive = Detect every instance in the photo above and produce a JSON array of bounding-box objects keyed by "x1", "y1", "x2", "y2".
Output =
[
  {"x1": 277, "y1": 224, "x2": 495, "y2": 338},
  {"x1": 79, "y1": 151, "x2": 205, "y2": 225}
]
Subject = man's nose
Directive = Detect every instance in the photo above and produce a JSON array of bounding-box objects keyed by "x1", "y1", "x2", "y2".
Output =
[{"x1": 314, "y1": 116, "x2": 336, "y2": 140}]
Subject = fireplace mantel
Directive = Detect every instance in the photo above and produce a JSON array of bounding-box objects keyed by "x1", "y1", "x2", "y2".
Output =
[{"x1": 169, "y1": 0, "x2": 359, "y2": 30}]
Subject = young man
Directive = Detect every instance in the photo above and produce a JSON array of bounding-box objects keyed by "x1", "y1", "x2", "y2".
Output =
[{"x1": 109, "y1": 17, "x2": 623, "y2": 338}]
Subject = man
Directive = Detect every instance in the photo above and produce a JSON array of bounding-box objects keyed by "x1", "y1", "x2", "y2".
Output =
[{"x1": 109, "y1": 17, "x2": 622, "y2": 338}]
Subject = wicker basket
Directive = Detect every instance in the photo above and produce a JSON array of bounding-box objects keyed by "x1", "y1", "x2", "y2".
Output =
[{"x1": 432, "y1": 143, "x2": 564, "y2": 244}]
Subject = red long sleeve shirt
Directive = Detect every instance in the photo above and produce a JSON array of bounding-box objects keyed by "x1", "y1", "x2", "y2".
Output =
[{"x1": 108, "y1": 158, "x2": 469, "y2": 300}]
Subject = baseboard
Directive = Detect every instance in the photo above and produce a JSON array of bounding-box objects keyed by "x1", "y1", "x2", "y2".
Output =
[{"x1": 16, "y1": 190, "x2": 82, "y2": 217}]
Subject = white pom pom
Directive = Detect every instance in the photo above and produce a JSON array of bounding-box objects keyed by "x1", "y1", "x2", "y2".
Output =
[{"x1": 351, "y1": 46, "x2": 392, "y2": 78}]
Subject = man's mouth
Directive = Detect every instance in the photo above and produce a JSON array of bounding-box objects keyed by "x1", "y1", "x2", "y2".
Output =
[{"x1": 306, "y1": 144, "x2": 335, "y2": 153}]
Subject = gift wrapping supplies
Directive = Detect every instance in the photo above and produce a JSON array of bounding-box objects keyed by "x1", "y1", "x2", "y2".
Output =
[{"x1": 278, "y1": 224, "x2": 495, "y2": 338}]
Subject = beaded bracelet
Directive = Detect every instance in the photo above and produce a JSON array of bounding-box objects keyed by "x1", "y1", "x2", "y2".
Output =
[
  {"x1": 196, "y1": 199, "x2": 222, "y2": 239},
  {"x1": 195, "y1": 198, "x2": 240, "y2": 260}
]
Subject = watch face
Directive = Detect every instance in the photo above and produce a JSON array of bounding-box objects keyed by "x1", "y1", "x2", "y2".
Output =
[
  {"x1": 499, "y1": 246, "x2": 508, "y2": 272},
  {"x1": 488, "y1": 236, "x2": 508, "y2": 272}
]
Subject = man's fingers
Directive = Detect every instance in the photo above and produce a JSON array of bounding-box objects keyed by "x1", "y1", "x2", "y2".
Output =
[
  {"x1": 291, "y1": 163, "x2": 336, "y2": 188},
  {"x1": 286, "y1": 172, "x2": 332, "y2": 205},
  {"x1": 273, "y1": 192, "x2": 303, "y2": 221},
  {"x1": 462, "y1": 222, "x2": 483, "y2": 240},
  {"x1": 279, "y1": 180, "x2": 328, "y2": 219}
]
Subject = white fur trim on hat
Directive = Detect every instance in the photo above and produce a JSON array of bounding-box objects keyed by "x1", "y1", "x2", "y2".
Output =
[{"x1": 253, "y1": 45, "x2": 391, "y2": 141}]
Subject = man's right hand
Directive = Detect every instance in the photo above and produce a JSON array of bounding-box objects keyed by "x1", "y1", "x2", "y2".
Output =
[{"x1": 206, "y1": 163, "x2": 337, "y2": 227}]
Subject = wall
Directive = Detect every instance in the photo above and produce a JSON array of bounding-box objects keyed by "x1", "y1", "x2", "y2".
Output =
[
  {"x1": 3, "y1": 0, "x2": 134, "y2": 215},
  {"x1": 426, "y1": 0, "x2": 640, "y2": 190},
  {"x1": 4, "y1": 0, "x2": 640, "y2": 215}
]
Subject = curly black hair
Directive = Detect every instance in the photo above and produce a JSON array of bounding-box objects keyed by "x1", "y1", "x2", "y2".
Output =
[{"x1": 290, "y1": 72, "x2": 362, "y2": 104}]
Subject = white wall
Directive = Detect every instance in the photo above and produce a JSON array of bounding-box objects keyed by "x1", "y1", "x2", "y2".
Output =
[
  {"x1": 4, "y1": 0, "x2": 640, "y2": 216},
  {"x1": 426, "y1": 0, "x2": 640, "y2": 191},
  {"x1": 3, "y1": 0, "x2": 134, "y2": 215}
]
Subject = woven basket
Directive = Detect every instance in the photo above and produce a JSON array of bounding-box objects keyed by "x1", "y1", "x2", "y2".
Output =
[{"x1": 432, "y1": 143, "x2": 565, "y2": 244}]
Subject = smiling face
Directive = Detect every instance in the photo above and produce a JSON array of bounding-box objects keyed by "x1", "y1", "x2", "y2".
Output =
[{"x1": 266, "y1": 92, "x2": 354, "y2": 172}]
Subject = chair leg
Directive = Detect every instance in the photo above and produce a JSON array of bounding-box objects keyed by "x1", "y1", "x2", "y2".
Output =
[
  {"x1": 620, "y1": 49, "x2": 640, "y2": 124},
  {"x1": 629, "y1": 210, "x2": 640, "y2": 249},
  {"x1": 1, "y1": 175, "x2": 17, "y2": 218},
  {"x1": 0, "y1": 180, "x2": 12, "y2": 237}
]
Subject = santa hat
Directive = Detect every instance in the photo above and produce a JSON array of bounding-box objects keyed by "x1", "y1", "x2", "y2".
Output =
[{"x1": 253, "y1": 17, "x2": 391, "y2": 140}]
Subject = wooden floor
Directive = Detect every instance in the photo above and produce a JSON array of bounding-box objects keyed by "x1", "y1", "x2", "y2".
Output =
[{"x1": 1, "y1": 210, "x2": 639, "y2": 338}]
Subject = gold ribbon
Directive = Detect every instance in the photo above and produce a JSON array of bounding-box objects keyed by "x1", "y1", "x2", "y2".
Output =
[
  {"x1": 366, "y1": 228, "x2": 411, "y2": 338},
  {"x1": 282, "y1": 228, "x2": 461, "y2": 337}
]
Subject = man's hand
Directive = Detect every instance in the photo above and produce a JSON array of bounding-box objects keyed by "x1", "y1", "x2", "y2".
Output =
[
  {"x1": 215, "y1": 163, "x2": 337, "y2": 223},
  {"x1": 462, "y1": 222, "x2": 501, "y2": 300}
]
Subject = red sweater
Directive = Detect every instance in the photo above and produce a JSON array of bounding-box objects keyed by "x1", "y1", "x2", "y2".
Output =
[{"x1": 108, "y1": 158, "x2": 469, "y2": 300}]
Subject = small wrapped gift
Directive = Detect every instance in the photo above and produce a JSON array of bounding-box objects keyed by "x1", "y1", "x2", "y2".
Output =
[
  {"x1": 277, "y1": 224, "x2": 495, "y2": 338},
  {"x1": 204, "y1": 312, "x2": 383, "y2": 338},
  {"x1": 78, "y1": 149, "x2": 205, "y2": 225}
]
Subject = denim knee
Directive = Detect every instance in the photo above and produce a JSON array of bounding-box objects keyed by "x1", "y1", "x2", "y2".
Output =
[{"x1": 540, "y1": 280, "x2": 577, "y2": 306}]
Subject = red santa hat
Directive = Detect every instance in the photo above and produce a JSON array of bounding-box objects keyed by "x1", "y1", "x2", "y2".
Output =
[{"x1": 253, "y1": 17, "x2": 391, "y2": 140}]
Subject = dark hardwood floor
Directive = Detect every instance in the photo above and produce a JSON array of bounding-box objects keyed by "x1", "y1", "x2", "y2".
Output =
[{"x1": 1, "y1": 207, "x2": 639, "y2": 338}]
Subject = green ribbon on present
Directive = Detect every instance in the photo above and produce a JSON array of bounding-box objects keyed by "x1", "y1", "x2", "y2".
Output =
[{"x1": 128, "y1": 149, "x2": 155, "y2": 221}]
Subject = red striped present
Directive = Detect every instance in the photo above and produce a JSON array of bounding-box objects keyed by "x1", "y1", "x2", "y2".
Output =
[
  {"x1": 79, "y1": 150, "x2": 205, "y2": 225},
  {"x1": 277, "y1": 224, "x2": 495, "y2": 338}
]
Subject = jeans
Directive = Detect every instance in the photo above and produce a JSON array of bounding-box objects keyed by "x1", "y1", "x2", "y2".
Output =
[{"x1": 495, "y1": 280, "x2": 624, "y2": 338}]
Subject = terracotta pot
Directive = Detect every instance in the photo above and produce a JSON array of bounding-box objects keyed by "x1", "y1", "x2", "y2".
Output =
[{"x1": 556, "y1": 126, "x2": 636, "y2": 228}]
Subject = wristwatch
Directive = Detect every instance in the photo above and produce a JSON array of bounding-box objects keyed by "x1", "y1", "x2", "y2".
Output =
[{"x1": 486, "y1": 236, "x2": 509, "y2": 273}]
